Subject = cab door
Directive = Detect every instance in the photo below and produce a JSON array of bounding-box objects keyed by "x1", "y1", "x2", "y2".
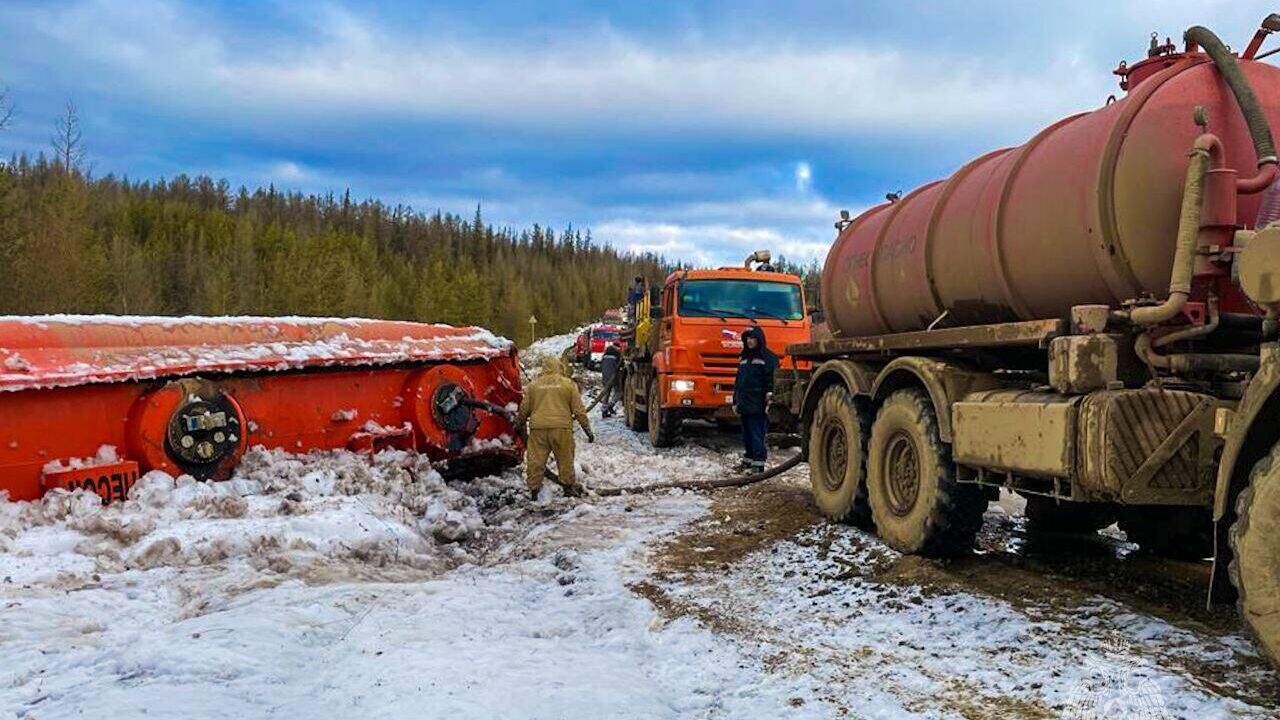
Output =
[{"x1": 659, "y1": 282, "x2": 677, "y2": 351}]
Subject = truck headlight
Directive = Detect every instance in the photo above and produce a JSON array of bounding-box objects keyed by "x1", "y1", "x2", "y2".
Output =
[{"x1": 671, "y1": 379, "x2": 695, "y2": 393}]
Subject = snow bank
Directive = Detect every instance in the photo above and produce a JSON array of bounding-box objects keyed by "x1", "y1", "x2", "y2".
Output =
[{"x1": 0, "y1": 446, "x2": 531, "y2": 591}]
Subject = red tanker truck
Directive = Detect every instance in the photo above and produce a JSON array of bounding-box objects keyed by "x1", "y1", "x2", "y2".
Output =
[
  {"x1": 0, "y1": 317, "x2": 524, "y2": 504},
  {"x1": 779, "y1": 17, "x2": 1280, "y2": 666}
]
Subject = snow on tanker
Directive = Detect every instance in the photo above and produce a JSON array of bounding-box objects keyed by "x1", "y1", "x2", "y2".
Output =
[
  {"x1": 0, "y1": 316, "x2": 523, "y2": 504},
  {"x1": 777, "y1": 17, "x2": 1280, "y2": 666}
]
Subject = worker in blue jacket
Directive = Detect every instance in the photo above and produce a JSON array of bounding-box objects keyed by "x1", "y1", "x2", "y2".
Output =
[{"x1": 733, "y1": 325, "x2": 778, "y2": 472}]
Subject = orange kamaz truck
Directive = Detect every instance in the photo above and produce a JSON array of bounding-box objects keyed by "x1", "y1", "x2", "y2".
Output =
[{"x1": 621, "y1": 251, "x2": 811, "y2": 447}]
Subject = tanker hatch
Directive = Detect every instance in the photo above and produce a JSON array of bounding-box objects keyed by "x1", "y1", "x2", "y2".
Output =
[{"x1": 1114, "y1": 32, "x2": 1181, "y2": 91}]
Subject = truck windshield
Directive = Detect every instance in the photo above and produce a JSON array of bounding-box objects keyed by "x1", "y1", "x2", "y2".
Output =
[{"x1": 678, "y1": 280, "x2": 804, "y2": 321}]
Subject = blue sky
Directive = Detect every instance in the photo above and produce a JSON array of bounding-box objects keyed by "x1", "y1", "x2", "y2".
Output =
[{"x1": 0, "y1": 0, "x2": 1267, "y2": 265}]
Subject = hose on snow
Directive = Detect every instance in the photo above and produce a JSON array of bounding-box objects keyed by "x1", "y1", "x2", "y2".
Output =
[{"x1": 541, "y1": 443, "x2": 805, "y2": 497}]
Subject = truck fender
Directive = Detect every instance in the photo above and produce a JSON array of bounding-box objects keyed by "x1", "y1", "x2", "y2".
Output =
[
  {"x1": 800, "y1": 359, "x2": 877, "y2": 430},
  {"x1": 870, "y1": 357, "x2": 1001, "y2": 443},
  {"x1": 652, "y1": 351, "x2": 669, "y2": 377},
  {"x1": 1214, "y1": 346, "x2": 1280, "y2": 522},
  {"x1": 1208, "y1": 345, "x2": 1280, "y2": 604}
]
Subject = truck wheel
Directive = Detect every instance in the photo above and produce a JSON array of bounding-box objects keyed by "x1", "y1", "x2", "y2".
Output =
[
  {"x1": 1230, "y1": 441, "x2": 1280, "y2": 665},
  {"x1": 647, "y1": 382, "x2": 680, "y2": 448},
  {"x1": 807, "y1": 386, "x2": 873, "y2": 529},
  {"x1": 1023, "y1": 496, "x2": 1115, "y2": 535},
  {"x1": 623, "y1": 372, "x2": 647, "y2": 431},
  {"x1": 866, "y1": 389, "x2": 985, "y2": 556},
  {"x1": 1118, "y1": 507, "x2": 1212, "y2": 559}
]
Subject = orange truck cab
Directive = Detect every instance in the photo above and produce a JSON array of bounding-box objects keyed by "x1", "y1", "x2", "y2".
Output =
[{"x1": 620, "y1": 251, "x2": 811, "y2": 447}]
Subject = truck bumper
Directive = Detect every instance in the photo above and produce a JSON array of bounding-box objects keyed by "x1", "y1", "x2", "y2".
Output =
[{"x1": 661, "y1": 374, "x2": 736, "y2": 414}]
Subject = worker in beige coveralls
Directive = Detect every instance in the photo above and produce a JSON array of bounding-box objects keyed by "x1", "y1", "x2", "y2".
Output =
[{"x1": 516, "y1": 356, "x2": 593, "y2": 500}]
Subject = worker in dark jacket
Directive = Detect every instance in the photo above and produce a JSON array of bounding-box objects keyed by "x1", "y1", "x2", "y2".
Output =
[
  {"x1": 733, "y1": 326, "x2": 778, "y2": 472},
  {"x1": 627, "y1": 277, "x2": 646, "y2": 322},
  {"x1": 598, "y1": 343, "x2": 624, "y2": 417}
]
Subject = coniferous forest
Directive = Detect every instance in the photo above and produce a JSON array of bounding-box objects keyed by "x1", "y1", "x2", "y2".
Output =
[{"x1": 0, "y1": 156, "x2": 670, "y2": 343}]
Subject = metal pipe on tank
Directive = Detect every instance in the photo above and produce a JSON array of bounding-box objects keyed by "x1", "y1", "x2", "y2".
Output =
[
  {"x1": 1154, "y1": 295, "x2": 1220, "y2": 348},
  {"x1": 1122, "y1": 133, "x2": 1221, "y2": 326}
]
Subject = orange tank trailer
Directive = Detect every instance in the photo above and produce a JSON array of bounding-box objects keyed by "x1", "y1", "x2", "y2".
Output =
[{"x1": 0, "y1": 316, "x2": 524, "y2": 503}]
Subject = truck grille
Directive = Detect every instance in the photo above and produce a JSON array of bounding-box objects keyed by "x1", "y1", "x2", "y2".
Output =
[{"x1": 701, "y1": 352, "x2": 739, "y2": 373}]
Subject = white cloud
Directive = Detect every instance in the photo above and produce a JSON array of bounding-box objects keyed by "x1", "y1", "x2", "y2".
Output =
[
  {"x1": 594, "y1": 194, "x2": 859, "y2": 267},
  {"x1": 7, "y1": 0, "x2": 1107, "y2": 141},
  {"x1": 794, "y1": 162, "x2": 812, "y2": 193},
  {"x1": 269, "y1": 160, "x2": 310, "y2": 182}
]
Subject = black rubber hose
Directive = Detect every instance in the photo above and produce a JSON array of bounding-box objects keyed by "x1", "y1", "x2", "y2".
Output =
[
  {"x1": 542, "y1": 451, "x2": 805, "y2": 497},
  {"x1": 1170, "y1": 352, "x2": 1261, "y2": 373},
  {"x1": 461, "y1": 398, "x2": 516, "y2": 422},
  {"x1": 1186, "y1": 25, "x2": 1278, "y2": 167}
]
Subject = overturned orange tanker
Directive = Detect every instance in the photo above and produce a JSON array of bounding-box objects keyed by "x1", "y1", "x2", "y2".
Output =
[{"x1": 0, "y1": 316, "x2": 524, "y2": 503}]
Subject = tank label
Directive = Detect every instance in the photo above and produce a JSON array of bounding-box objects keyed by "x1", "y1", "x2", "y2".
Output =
[{"x1": 42, "y1": 461, "x2": 141, "y2": 505}]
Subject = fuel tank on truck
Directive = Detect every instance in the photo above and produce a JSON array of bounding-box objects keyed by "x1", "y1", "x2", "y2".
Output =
[
  {"x1": 822, "y1": 43, "x2": 1280, "y2": 337},
  {"x1": 0, "y1": 316, "x2": 524, "y2": 504}
]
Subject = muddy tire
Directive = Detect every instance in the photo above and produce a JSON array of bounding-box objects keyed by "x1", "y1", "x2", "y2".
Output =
[
  {"x1": 1230, "y1": 441, "x2": 1280, "y2": 666},
  {"x1": 1023, "y1": 496, "x2": 1115, "y2": 535},
  {"x1": 1118, "y1": 507, "x2": 1213, "y2": 559},
  {"x1": 866, "y1": 389, "x2": 985, "y2": 557},
  {"x1": 647, "y1": 381, "x2": 680, "y2": 447},
  {"x1": 623, "y1": 372, "x2": 647, "y2": 431},
  {"x1": 807, "y1": 386, "x2": 873, "y2": 529}
]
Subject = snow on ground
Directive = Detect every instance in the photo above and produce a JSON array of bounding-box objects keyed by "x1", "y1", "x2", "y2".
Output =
[
  {"x1": 2, "y1": 332, "x2": 1277, "y2": 718},
  {"x1": 519, "y1": 330, "x2": 583, "y2": 373},
  {"x1": 644, "y1": 515, "x2": 1275, "y2": 718},
  {"x1": 0, "y1": 338, "x2": 810, "y2": 719},
  {"x1": 0, "y1": 456, "x2": 807, "y2": 718}
]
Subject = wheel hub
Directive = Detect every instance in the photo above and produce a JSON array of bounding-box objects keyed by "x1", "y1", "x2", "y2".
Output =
[
  {"x1": 883, "y1": 430, "x2": 920, "y2": 516},
  {"x1": 820, "y1": 421, "x2": 848, "y2": 491}
]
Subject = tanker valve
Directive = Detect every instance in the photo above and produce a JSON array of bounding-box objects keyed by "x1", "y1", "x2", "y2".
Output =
[
  {"x1": 183, "y1": 411, "x2": 228, "y2": 433},
  {"x1": 166, "y1": 390, "x2": 242, "y2": 470},
  {"x1": 433, "y1": 383, "x2": 514, "y2": 428},
  {"x1": 1148, "y1": 33, "x2": 1175, "y2": 58}
]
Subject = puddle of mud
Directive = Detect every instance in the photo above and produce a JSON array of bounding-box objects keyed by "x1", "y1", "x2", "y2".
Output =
[{"x1": 647, "y1": 481, "x2": 821, "y2": 576}]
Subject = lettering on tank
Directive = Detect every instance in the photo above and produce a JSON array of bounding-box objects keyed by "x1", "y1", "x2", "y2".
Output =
[{"x1": 881, "y1": 234, "x2": 919, "y2": 262}]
